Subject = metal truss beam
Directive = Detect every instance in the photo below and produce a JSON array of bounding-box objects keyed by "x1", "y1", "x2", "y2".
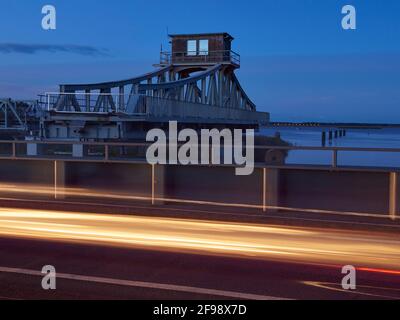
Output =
[
  {"x1": 53, "y1": 63, "x2": 256, "y2": 113},
  {"x1": 0, "y1": 99, "x2": 27, "y2": 130}
]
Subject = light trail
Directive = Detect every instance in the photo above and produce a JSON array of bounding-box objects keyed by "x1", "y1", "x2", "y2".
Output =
[
  {"x1": 0, "y1": 182, "x2": 394, "y2": 221},
  {"x1": 0, "y1": 207, "x2": 399, "y2": 271}
]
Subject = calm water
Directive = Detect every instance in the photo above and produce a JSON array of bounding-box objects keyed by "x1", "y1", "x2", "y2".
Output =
[{"x1": 260, "y1": 127, "x2": 400, "y2": 167}]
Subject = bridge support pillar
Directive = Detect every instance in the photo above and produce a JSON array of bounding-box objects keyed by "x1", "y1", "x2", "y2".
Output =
[
  {"x1": 54, "y1": 160, "x2": 66, "y2": 200},
  {"x1": 151, "y1": 164, "x2": 166, "y2": 205},
  {"x1": 26, "y1": 137, "x2": 38, "y2": 156},
  {"x1": 27, "y1": 143, "x2": 38, "y2": 157},
  {"x1": 73, "y1": 144, "x2": 83, "y2": 158},
  {"x1": 262, "y1": 168, "x2": 279, "y2": 213},
  {"x1": 389, "y1": 172, "x2": 398, "y2": 220}
]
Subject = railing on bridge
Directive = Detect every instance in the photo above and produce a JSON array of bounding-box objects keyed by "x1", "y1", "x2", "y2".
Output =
[
  {"x1": 160, "y1": 50, "x2": 241, "y2": 66},
  {"x1": 1, "y1": 140, "x2": 400, "y2": 170},
  {"x1": 39, "y1": 93, "x2": 269, "y2": 124},
  {"x1": 38, "y1": 93, "x2": 134, "y2": 113},
  {"x1": 0, "y1": 140, "x2": 398, "y2": 222},
  {"x1": 0, "y1": 99, "x2": 31, "y2": 131}
]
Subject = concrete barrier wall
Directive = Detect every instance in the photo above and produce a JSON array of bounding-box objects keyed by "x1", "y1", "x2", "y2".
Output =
[
  {"x1": 165, "y1": 166, "x2": 398, "y2": 216},
  {"x1": 0, "y1": 160, "x2": 54, "y2": 185},
  {"x1": 0, "y1": 159, "x2": 398, "y2": 218},
  {"x1": 66, "y1": 162, "x2": 152, "y2": 199},
  {"x1": 164, "y1": 165, "x2": 262, "y2": 205},
  {"x1": 279, "y1": 169, "x2": 391, "y2": 214}
]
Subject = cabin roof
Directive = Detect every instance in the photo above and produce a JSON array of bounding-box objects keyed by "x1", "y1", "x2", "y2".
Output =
[{"x1": 168, "y1": 33, "x2": 234, "y2": 41}]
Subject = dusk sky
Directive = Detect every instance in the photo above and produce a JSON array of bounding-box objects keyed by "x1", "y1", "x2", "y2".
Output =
[{"x1": 1, "y1": 0, "x2": 399, "y2": 122}]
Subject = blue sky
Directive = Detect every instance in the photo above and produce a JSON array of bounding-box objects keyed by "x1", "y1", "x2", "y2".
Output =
[{"x1": 0, "y1": 0, "x2": 399, "y2": 122}]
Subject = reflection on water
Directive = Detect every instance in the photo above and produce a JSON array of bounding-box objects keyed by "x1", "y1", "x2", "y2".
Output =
[{"x1": 261, "y1": 127, "x2": 400, "y2": 167}]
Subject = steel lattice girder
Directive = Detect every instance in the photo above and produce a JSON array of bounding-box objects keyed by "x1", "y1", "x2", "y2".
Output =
[
  {"x1": 0, "y1": 99, "x2": 26, "y2": 129},
  {"x1": 54, "y1": 64, "x2": 256, "y2": 113}
]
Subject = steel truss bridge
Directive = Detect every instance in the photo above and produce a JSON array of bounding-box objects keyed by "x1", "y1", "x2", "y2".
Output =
[
  {"x1": 0, "y1": 99, "x2": 40, "y2": 131},
  {"x1": 42, "y1": 52, "x2": 268, "y2": 126}
]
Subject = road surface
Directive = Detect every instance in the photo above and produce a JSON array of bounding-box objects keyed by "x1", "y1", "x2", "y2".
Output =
[{"x1": 0, "y1": 207, "x2": 399, "y2": 300}]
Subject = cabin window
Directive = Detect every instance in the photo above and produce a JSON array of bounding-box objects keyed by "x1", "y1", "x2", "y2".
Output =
[
  {"x1": 187, "y1": 40, "x2": 197, "y2": 56},
  {"x1": 199, "y1": 40, "x2": 209, "y2": 56}
]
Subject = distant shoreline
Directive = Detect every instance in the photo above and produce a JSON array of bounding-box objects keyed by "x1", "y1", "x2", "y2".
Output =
[{"x1": 267, "y1": 122, "x2": 400, "y2": 129}]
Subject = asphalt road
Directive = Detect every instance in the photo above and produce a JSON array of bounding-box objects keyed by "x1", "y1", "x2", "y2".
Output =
[{"x1": 0, "y1": 206, "x2": 399, "y2": 300}]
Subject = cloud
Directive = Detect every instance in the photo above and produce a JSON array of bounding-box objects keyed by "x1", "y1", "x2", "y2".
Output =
[{"x1": 0, "y1": 43, "x2": 109, "y2": 56}]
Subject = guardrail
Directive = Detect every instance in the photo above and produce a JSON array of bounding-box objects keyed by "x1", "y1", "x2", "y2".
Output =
[
  {"x1": 38, "y1": 93, "x2": 133, "y2": 113},
  {"x1": 0, "y1": 140, "x2": 398, "y2": 222},
  {"x1": 0, "y1": 140, "x2": 400, "y2": 168},
  {"x1": 160, "y1": 50, "x2": 241, "y2": 66},
  {"x1": 38, "y1": 93, "x2": 269, "y2": 124}
]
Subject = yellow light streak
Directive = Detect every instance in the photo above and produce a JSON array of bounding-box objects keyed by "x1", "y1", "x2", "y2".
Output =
[{"x1": 0, "y1": 207, "x2": 399, "y2": 271}]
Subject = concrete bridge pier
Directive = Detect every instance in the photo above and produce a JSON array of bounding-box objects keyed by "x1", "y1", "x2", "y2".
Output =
[
  {"x1": 73, "y1": 144, "x2": 84, "y2": 158},
  {"x1": 27, "y1": 144, "x2": 38, "y2": 156}
]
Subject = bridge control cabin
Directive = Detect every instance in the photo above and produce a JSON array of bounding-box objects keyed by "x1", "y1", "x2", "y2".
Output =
[
  {"x1": 160, "y1": 33, "x2": 240, "y2": 68},
  {"x1": 40, "y1": 32, "x2": 269, "y2": 141}
]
